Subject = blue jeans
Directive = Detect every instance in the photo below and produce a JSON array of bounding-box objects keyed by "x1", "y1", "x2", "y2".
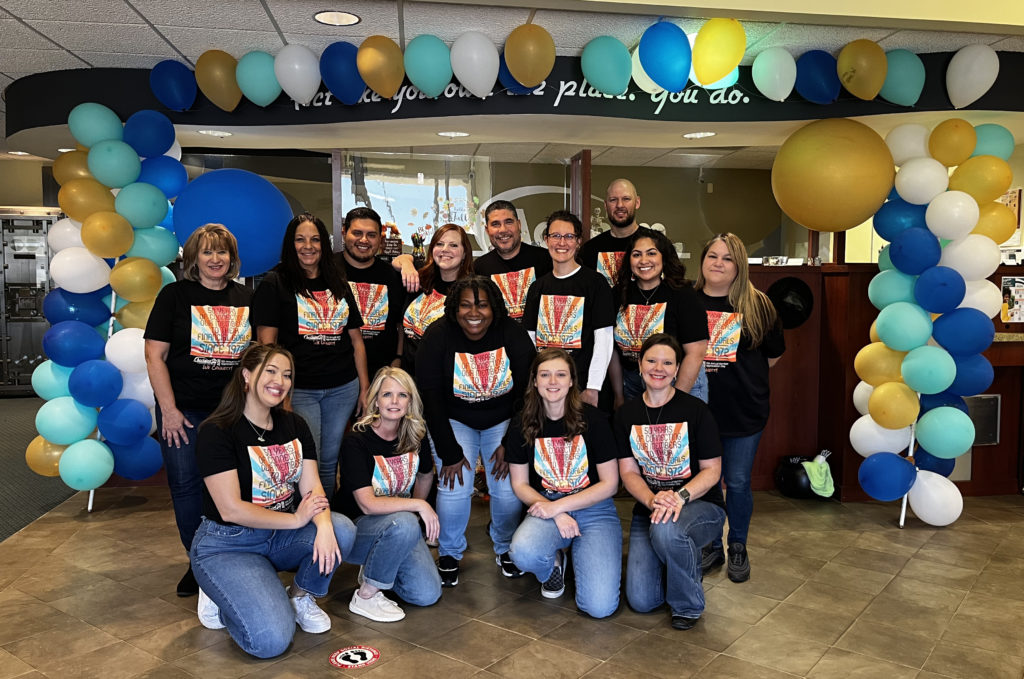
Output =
[
  {"x1": 433, "y1": 419, "x2": 522, "y2": 560},
  {"x1": 709, "y1": 430, "x2": 764, "y2": 550},
  {"x1": 509, "y1": 496, "x2": 622, "y2": 618},
  {"x1": 623, "y1": 363, "x2": 708, "y2": 403},
  {"x1": 347, "y1": 512, "x2": 441, "y2": 606},
  {"x1": 627, "y1": 501, "x2": 726, "y2": 618},
  {"x1": 190, "y1": 512, "x2": 356, "y2": 658},
  {"x1": 155, "y1": 407, "x2": 209, "y2": 553},
  {"x1": 291, "y1": 378, "x2": 360, "y2": 500}
]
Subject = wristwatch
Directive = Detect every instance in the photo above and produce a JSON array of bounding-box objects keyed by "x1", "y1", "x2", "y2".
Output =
[{"x1": 677, "y1": 487, "x2": 691, "y2": 505}]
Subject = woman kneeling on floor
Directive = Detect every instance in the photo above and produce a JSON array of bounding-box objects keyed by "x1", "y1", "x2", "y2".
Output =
[
  {"x1": 191, "y1": 344, "x2": 356, "y2": 658},
  {"x1": 332, "y1": 367, "x2": 442, "y2": 622}
]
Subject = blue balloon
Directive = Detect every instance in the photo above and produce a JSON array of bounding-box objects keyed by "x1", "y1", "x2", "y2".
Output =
[
  {"x1": 948, "y1": 353, "x2": 993, "y2": 396},
  {"x1": 320, "y1": 41, "x2": 366, "y2": 106},
  {"x1": 873, "y1": 196, "x2": 926, "y2": 242},
  {"x1": 879, "y1": 49, "x2": 925, "y2": 107},
  {"x1": 150, "y1": 60, "x2": 197, "y2": 112},
  {"x1": 36, "y1": 396, "x2": 98, "y2": 444},
  {"x1": 639, "y1": 21, "x2": 691, "y2": 93},
  {"x1": 920, "y1": 391, "x2": 969, "y2": 415},
  {"x1": 889, "y1": 227, "x2": 941, "y2": 275},
  {"x1": 43, "y1": 320, "x2": 106, "y2": 367},
  {"x1": 159, "y1": 201, "x2": 175, "y2": 228},
  {"x1": 59, "y1": 439, "x2": 115, "y2": 491},
  {"x1": 868, "y1": 269, "x2": 916, "y2": 310},
  {"x1": 581, "y1": 36, "x2": 632, "y2": 96},
  {"x1": 858, "y1": 453, "x2": 917, "y2": 502},
  {"x1": 913, "y1": 266, "x2": 965, "y2": 314},
  {"x1": 498, "y1": 51, "x2": 533, "y2": 95},
  {"x1": 914, "y1": 445, "x2": 955, "y2": 477},
  {"x1": 125, "y1": 226, "x2": 180, "y2": 267},
  {"x1": 795, "y1": 50, "x2": 841, "y2": 104},
  {"x1": 972, "y1": 123, "x2": 1015, "y2": 161},
  {"x1": 67, "y1": 102, "x2": 123, "y2": 148},
  {"x1": 110, "y1": 436, "x2": 163, "y2": 481},
  {"x1": 43, "y1": 288, "x2": 111, "y2": 326},
  {"x1": 404, "y1": 35, "x2": 452, "y2": 98},
  {"x1": 917, "y1": 406, "x2": 975, "y2": 459},
  {"x1": 138, "y1": 156, "x2": 188, "y2": 199},
  {"x1": 123, "y1": 110, "x2": 175, "y2": 158},
  {"x1": 32, "y1": 360, "x2": 74, "y2": 400},
  {"x1": 901, "y1": 345, "x2": 956, "y2": 395},
  {"x1": 115, "y1": 182, "x2": 169, "y2": 229},
  {"x1": 98, "y1": 398, "x2": 152, "y2": 446},
  {"x1": 236, "y1": 50, "x2": 282, "y2": 107},
  {"x1": 933, "y1": 308, "x2": 994, "y2": 356},
  {"x1": 87, "y1": 140, "x2": 141, "y2": 188},
  {"x1": 173, "y1": 169, "x2": 292, "y2": 277},
  {"x1": 69, "y1": 359, "x2": 124, "y2": 408},
  {"x1": 876, "y1": 301, "x2": 932, "y2": 351}
]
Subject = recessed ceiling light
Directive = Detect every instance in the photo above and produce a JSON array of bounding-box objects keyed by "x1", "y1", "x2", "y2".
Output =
[
  {"x1": 314, "y1": 10, "x2": 360, "y2": 26},
  {"x1": 7, "y1": 150, "x2": 29, "y2": 156},
  {"x1": 57, "y1": 148, "x2": 76, "y2": 153},
  {"x1": 198, "y1": 129, "x2": 233, "y2": 138},
  {"x1": 683, "y1": 131, "x2": 716, "y2": 140},
  {"x1": 437, "y1": 131, "x2": 470, "y2": 138}
]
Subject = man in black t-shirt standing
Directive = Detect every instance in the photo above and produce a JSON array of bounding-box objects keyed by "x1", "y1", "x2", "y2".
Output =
[{"x1": 581, "y1": 178, "x2": 653, "y2": 287}]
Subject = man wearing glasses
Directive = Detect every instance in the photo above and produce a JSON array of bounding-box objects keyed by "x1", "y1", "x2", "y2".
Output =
[{"x1": 581, "y1": 178, "x2": 654, "y2": 287}]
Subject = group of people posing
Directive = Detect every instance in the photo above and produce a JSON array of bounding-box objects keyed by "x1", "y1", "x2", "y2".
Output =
[{"x1": 142, "y1": 179, "x2": 784, "y2": 658}]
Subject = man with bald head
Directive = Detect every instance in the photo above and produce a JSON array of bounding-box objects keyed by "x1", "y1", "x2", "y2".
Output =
[{"x1": 581, "y1": 179, "x2": 654, "y2": 286}]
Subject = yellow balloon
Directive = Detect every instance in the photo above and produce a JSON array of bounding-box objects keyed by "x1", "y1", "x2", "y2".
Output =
[
  {"x1": 109, "y1": 257, "x2": 162, "y2": 302},
  {"x1": 854, "y1": 342, "x2": 907, "y2": 387},
  {"x1": 692, "y1": 18, "x2": 746, "y2": 86},
  {"x1": 869, "y1": 319, "x2": 880, "y2": 343},
  {"x1": 25, "y1": 435, "x2": 67, "y2": 477},
  {"x1": 928, "y1": 119, "x2": 976, "y2": 167},
  {"x1": 949, "y1": 155, "x2": 1013, "y2": 204},
  {"x1": 868, "y1": 381, "x2": 920, "y2": 429},
  {"x1": 772, "y1": 118, "x2": 895, "y2": 232},
  {"x1": 81, "y1": 211, "x2": 134, "y2": 258},
  {"x1": 196, "y1": 50, "x2": 242, "y2": 112},
  {"x1": 53, "y1": 150, "x2": 92, "y2": 185},
  {"x1": 58, "y1": 178, "x2": 116, "y2": 222},
  {"x1": 972, "y1": 201, "x2": 1017, "y2": 244},
  {"x1": 116, "y1": 299, "x2": 156, "y2": 329},
  {"x1": 505, "y1": 24, "x2": 556, "y2": 88},
  {"x1": 836, "y1": 39, "x2": 887, "y2": 100},
  {"x1": 357, "y1": 36, "x2": 405, "y2": 99}
]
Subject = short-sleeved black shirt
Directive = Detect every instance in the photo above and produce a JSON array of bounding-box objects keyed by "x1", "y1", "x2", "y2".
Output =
[
  {"x1": 401, "y1": 278, "x2": 455, "y2": 375},
  {"x1": 339, "y1": 255, "x2": 406, "y2": 378},
  {"x1": 615, "y1": 283, "x2": 709, "y2": 372},
  {"x1": 333, "y1": 427, "x2": 433, "y2": 519},
  {"x1": 473, "y1": 244, "x2": 553, "y2": 321}
]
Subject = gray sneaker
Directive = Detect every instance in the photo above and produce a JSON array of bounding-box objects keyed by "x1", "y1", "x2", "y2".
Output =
[{"x1": 541, "y1": 550, "x2": 565, "y2": 599}]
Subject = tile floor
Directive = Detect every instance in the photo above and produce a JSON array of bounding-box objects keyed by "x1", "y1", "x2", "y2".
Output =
[{"x1": 2, "y1": 487, "x2": 1024, "y2": 679}]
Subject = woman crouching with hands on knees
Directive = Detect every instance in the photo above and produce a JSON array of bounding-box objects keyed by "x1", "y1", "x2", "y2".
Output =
[
  {"x1": 614, "y1": 334, "x2": 726, "y2": 631},
  {"x1": 506, "y1": 348, "x2": 622, "y2": 618},
  {"x1": 190, "y1": 344, "x2": 356, "y2": 658},
  {"x1": 332, "y1": 367, "x2": 442, "y2": 622}
]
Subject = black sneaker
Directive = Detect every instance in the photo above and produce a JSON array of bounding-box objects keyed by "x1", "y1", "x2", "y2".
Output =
[
  {"x1": 727, "y1": 542, "x2": 750, "y2": 583},
  {"x1": 437, "y1": 555, "x2": 460, "y2": 587},
  {"x1": 671, "y1": 615, "x2": 699, "y2": 630},
  {"x1": 496, "y1": 551, "x2": 524, "y2": 578},
  {"x1": 541, "y1": 551, "x2": 565, "y2": 599},
  {"x1": 177, "y1": 566, "x2": 198, "y2": 597},
  {"x1": 701, "y1": 545, "x2": 725, "y2": 575}
]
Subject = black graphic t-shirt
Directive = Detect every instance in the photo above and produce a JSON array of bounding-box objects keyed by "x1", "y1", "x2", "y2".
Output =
[
  {"x1": 197, "y1": 409, "x2": 317, "y2": 525},
  {"x1": 251, "y1": 271, "x2": 364, "y2": 390},
  {"x1": 401, "y1": 278, "x2": 455, "y2": 375},
  {"x1": 580, "y1": 227, "x2": 656, "y2": 287},
  {"x1": 144, "y1": 279, "x2": 252, "y2": 411},
  {"x1": 615, "y1": 283, "x2": 709, "y2": 372},
  {"x1": 334, "y1": 427, "x2": 433, "y2": 519},
  {"x1": 474, "y1": 244, "x2": 553, "y2": 322},
  {"x1": 505, "y1": 404, "x2": 615, "y2": 495},
  {"x1": 614, "y1": 390, "x2": 724, "y2": 516},
  {"x1": 338, "y1": 255, "x2": 406, "y2": 379}
]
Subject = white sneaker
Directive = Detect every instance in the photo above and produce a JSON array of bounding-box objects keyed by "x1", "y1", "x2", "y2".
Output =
[
  {"x1": 197, "y1": 587, "x2": 225, "y2": 629},
  {"x1": 348, "y1": 590, "x2": 406, "y2": 622},
  {"x1": 288, "y1": 587, "x2": 332, "y2": 633}
]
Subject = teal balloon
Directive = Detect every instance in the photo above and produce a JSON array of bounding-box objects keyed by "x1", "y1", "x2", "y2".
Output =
[
  {"x1": 879, "y1": 49, "x2": 925, "y2": 107},
  {"x1": 68, "y1": 102, "x2": 123, "y2": 148},
  {"x1": 115, "y1": 182, "x2": 168, "y2": 229},
  {"x1": 971, "y1": 124, "x2": 1015, "y2": 161},
  {"x1": 87, "y1": 140, "x2": 141, "y2": 188},
  {"x1": 36, "y1": 396, "x2": 98, "y2": 445},
  {"x1": 916, "y1": 406, "x2": 975, "y2": 459},
  {"x1": 901, "y1": 345, "x2": 956, "y2": 394},
  {"x1": 236, "y1": 51, "x2": 282, "y2": 107},
  {"x1": 32, "y1": 360, "x2": 73, "y2": 400},
  {"x1": 58, "y1": 439, "x2": 115, "y2": 491},
  {"x1": 581, "y1": 36, "x2": 632, "y2": 96},
  {"x1": 878, "y1": 244, "x2": 894, "y2": 271},
  {"x1": 102, "y1": 292, "x2": 130, "y2": 312},
  {"x1": 126, "y1": 226, "x2": 179, "y2": 266},
  {"x1": 868, "y1": 269, "x2": 915, "y2": 309},
  {"x1": 159, "y1": 266, "x2": 177, "y2": 288},
  {"x1": 876, "y1": 302, "x2": 932, "y2": 351},
  {"x1": 404, "y1": 35, "x2": 452, "y2": 98}
]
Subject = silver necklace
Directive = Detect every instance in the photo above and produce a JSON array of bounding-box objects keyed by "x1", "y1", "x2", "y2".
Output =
[
  {"x1": 643, "y1": 395, "x2": 666, "y2": 427},
  {"x1": 245, "y1": 416, "x2": 270, "y2": 442},
  {"x1": 638, "y1": 283, "x2": 660, "y2": 305}
]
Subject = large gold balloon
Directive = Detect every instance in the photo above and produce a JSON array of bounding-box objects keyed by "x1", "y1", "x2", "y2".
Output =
[
  {"x1": 948, "y1": 155, "x2": 1013, "y2": 204},
  {"x1": 26, "y1": 435, "x2": 67, "y2": 477},
  {"x1": 53, "y1": 150, "x2": 92, "y2": 185},
  {"x1": 772, "y1": 118, "x2": 895, "y2": 232},
  {"x1": 928, "y1": 119, "x2": 976, "y2": 167},
  {"x1": 693, "y1": 18, "x2": 746, "y2": 86},
  {"x1": 81, "y1": 211, "x2": 134, "y2": 258},
  {"x1": 196, "y1": 50, "x2": 243, "y2": 112},
  {"x1": 972, "y1": 201, "x2": 1017, "y2": 244},
  {"x1": 854, "y1": 342, "x2": 907, "y2": 387},
  {"x1": 868, "y1": 381, "x2": 920, "y2": 429},
  {"x1": 505, "y1": 24, "x2": 556, "y2": 88},
  {"x1": 837, "y1": 39, "x2": 887, "y2": 100},
  {"x1": 109, "y1": 257, "x2": 162, "y2": 302},
  {"x1": 357, "y1": 36, "x2": 405, "y2": 99},
  {"x1": 116, "y1": 299, "x2": 156, "y2": 329},
  {"x1": 58, "y1": 178, "x2": 116, "y2": 222}
]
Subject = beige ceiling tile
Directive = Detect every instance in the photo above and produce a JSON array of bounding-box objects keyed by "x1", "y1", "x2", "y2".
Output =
[
  {"x1": 155, "y1": 25, "x2": 284, "y2": 59},
  {"x1": 25, "y1": 20, "x2": 177, "y2": 55},
  {"x1": 73, "y1": 51, "x2": 174, "y2": 69},
  {"x1": 531, "y1": 143, "x2": 607, "y2": 163},
  {"x1": 264, "y1": 0, "x2": 398, "y2": 36},
  {"x1": 0, "y1": 47, "x2": 85, "y2": 72},
  {"x1": 594, "y1": 146, "x2": 678, "y2": 164},
  {"x1": 0, "y1": 18, "x2": 47, "y2": 49},
  {"x1": 404, "y1": 2, "x2": 528, "y2": 46},
  {"x1": 878, "y1": 29, "x2": 1004, "y2": 53},
  {"x1": 647, "y1": 152, "x2": 731, "y2": 168},
  {"x1": 475, "y1": 142, "x2": 546, "y2": 162},
  {"x1": 131, "y1": 0, "x2": 275, "y2": 31},
  {"x1": 752, "y1": 24, "x2": 894, "y2": 58},
  {"x1": 0, "y1": 0, "x2": 144, "y2": 23}
]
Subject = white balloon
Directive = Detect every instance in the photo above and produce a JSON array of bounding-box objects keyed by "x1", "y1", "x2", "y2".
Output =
[
  {"x1": 631, "y1": 46, "x2": 663, "y2": 95},
  {"x1": 47, "y1": 217, "x2": 84, "y2": 252},
  {"x1": 907, "y1": 470, "x2": 963, "y2": 526},
  {"x1": 119, "y1": 370, "x2": 155, "y2": 408},
  {"x1": 850, "y1": 414, "x2": 912, "y2": 457},
  {"x1": 946, "y1": 44, "x2": 1000, "y2": 110},
  {"x1": 451, "y1": 31, "x2": 499, "y2": 99},
  {"x1": 751, "y1": 47, "x2": 796, "y2": 102},
  {"x1": 50, "y1": 247, "x2": 111, "y2": 293},
  {"x1": 885, "y1": 123, "x2": 930, "y2": 165},
  {"x1": 105, "y1": 328, "x2": 147, "y2": 374},
  {"x1": 925, "y1": 190, "x2": 979, "y2": 240},
  {"x1": 853, "y1": 381, "x2": 874, "y2": 416},
  {"x1": 275, "y1": 44, "x2": 322, "y2": 106},
  {"x1": 959, "y1": 278, "x2": 1002, "y2": 318},
  {"x1": 149, "y1": 407, "x2": 158, "y2": 436},
  {"x1": 895, "y1": 157, "x2": 949, "y2": 205},
  {"x1": 164, "y1": 139, "x2": 182, "y2": 161},
  {"x1": 939, "y1": 234, "x2": 1001, "y2": 281}
]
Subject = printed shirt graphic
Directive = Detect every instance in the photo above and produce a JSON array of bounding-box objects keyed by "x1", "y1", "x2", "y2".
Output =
[
  {"x1": 615, "y1": 303, "x2": 666, "y2": 359},
  {"x1": 705, "y1": 310, "x2": 742, "y2": 363},
  {"x1": 629, "y1": 422, "x2": 691, "y2": 488},
  {"x1": 536, "y1": 294, "x2": 584, "y2": 349},
  {"x1": 248, "y1": 438, "x2": 303, "y2": 510},
  {"x1": 453, "y1": 348, "x2": 513, "y2": 402},
  {"x1": 349, "y1": 281, "x2": 388, "y2": 334},
  {"x1": 403, "y1": 290, "x2": 446, "y2": 338},
  {"x1": 296, "y1": 290, "x2": 349, "y2": 345},
  {"x1": 596, "y1": 251, "x2": 625, "y2": 286},
  {"x1": 371, "y1": 452, "x2": 419, "y2": 497},
  {"x1": 490, "y1": 267, "x2": 535, "y2": 319},
  {"x1": 534, "y1": 435, "x2": 591, "y2": 493},
  {"x1": 190, "y1": 305, "x2": 251, "y2": 367}
]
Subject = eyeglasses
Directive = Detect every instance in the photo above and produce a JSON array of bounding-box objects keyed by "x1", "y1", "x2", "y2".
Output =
[{"x1": 546, "y1": 233, "x2": 578, "y2": 242}]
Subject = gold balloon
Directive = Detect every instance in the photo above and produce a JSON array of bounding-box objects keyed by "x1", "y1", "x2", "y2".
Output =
[
  {"x1": 836, "y1": 39, "x2": 887, "y2": 100},
  {"x1": 116, "y1": 299, "x2": 156, "y2": 329},
  {"x1": 357, "y1": 36, "x2": 405, "y2": 99},
  {"x1": 869, "y1": 319, "x2": 880, "y2": 343},
  {"x1": 854, "y1": 342, "x2": 907, "y2": 387},
  {"x1": 972, "y1": 201, "x2": 1017, "y2": 244},
  {"x1": 505, "y1": 24, "x2": 556, "y2": 88},
  {"x1": 693, "y1": 18, "x2": 746, "y2": 86},
  {"x1": 928, "y1": 119, "x2": 976, "y2": 167},
  {"x1": 868, "y1": 381, "x2": 920, "y2": 429},
  {"x1": 196, "y1": 50, "x2": 243, "y2": 112},
  {"x1": 25, "y1": 435, "x2": 67, "y2": 477},
  {"x1": 109, "y1": 257, "x2": 162, "y2": 302},
  {"x1": 52, "y1": 150, "x2": 92, "y2": 185},
  {"x1": 81, "y1": 211, "x2": 134, "y2": 258},
  {"x1": 772, "y1": 118, "x2": 895, "y2": 232},
  {"x1": 58, "y1": 177, "x2": 116, "y2": 222},
  {"x1": 949, "y1": 155, "x2": 1013, "y2": 204}
]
